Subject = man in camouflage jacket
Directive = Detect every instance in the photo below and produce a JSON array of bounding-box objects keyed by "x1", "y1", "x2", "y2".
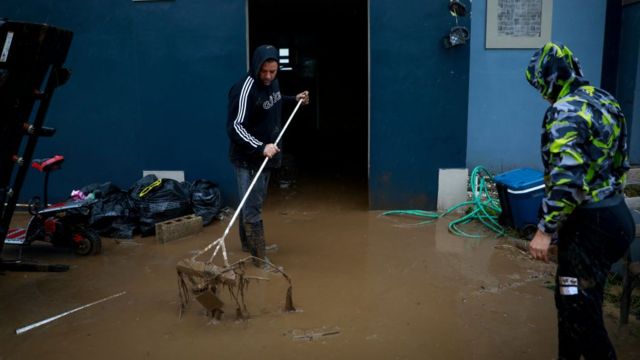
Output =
[{"x1": 526, "y1": 42, "x2": 634, "y2": 359}]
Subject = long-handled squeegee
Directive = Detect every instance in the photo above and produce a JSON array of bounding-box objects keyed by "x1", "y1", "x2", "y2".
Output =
[{"x1": 191, "y1": 99, "x2": 304, "y2": 267}]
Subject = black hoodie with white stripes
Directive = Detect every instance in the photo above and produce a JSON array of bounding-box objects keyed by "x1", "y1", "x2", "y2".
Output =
[{"x1": 226, "y1": 44, "x2": 295, "y2": 169}]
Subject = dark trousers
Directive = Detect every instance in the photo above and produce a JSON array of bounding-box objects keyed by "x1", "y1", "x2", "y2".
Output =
[
  {"x1": 234, "y1": 165, "x2": 271, "y2": 248},
  {"x1": 555, "y1": 195, "x2": 634, "y2": 360}
]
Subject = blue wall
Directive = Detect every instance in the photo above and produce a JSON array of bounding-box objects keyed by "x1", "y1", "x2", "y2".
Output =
[
  {"x1": 466, "y1": 0, "x2": 607, "y2": 174},
  {"x1": 636, "y1": 54, "x2": 640, "y2": 163},
  {"x1": 4, "y1": 0, "x2": 470, "y2": 211},
  {"x1": 0, "y1": 1, "x2": 244, "y2": 203},
  {"x1": 3, "y1": 0, "x2": 627, "y2": 211},
  {"x1": 620, "y1": 3, "x2": 640, "y2": 163},
  {"x1": 369, "y1": 1, "x2": 470, "y2": 209}
]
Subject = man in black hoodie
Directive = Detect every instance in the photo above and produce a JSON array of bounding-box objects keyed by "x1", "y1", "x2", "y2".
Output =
[{"x1": 226, "y1": 44, "x2": 309, "y2": 268}]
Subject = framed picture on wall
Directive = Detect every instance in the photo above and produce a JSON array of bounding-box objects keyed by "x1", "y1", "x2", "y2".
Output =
[{"x1": 486, "y1": 0, "x2": 553, "y2": 49}]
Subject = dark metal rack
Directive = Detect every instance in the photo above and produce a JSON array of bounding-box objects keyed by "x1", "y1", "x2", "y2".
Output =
[{"x1": 0, "y1": 20, "x2": 73, "y2": 272}]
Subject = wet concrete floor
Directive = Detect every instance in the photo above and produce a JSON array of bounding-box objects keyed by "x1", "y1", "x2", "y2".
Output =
[{"x1": 1, "y1": 177, "x2": 639, "y2": 359}]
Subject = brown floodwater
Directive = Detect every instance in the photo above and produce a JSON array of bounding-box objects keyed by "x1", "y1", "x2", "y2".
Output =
[{"x1": 1, "y1": 177, "x2": 638, "y2": 359}]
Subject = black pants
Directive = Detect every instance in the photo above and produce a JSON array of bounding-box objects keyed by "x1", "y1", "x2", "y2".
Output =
[
  {"x1": 555, "y1": 195, "x2": 634, "y2": 360},
  {"x1": 235, "y1": 165, "x2": 271, "y2": 250}
]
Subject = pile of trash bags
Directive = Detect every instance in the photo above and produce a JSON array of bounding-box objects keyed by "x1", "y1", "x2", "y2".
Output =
[{"x1": 77, "y1": 174, "x2": 222, "y2": 238}]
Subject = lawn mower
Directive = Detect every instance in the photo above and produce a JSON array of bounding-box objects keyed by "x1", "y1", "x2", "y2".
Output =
[{"x1": 5, "y1": 155, "x2": 101, "y2": 255}]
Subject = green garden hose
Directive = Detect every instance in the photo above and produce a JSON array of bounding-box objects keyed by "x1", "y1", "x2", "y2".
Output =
[{"x1": 382, "y1": 166, "x2": 506, "y2": 238}]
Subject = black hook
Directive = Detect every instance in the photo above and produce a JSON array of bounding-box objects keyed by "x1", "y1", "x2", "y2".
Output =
[{"x1": 449, "y1": 0, "x2": 467, "y2": 17}]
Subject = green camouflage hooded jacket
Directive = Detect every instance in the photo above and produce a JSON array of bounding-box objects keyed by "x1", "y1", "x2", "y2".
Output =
[{"x1": 525, "y1": 42, "x2": 629, "y2": 234}]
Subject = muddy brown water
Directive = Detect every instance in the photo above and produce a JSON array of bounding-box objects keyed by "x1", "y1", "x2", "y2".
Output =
[{"x1": 1, "y1": 178, "x2": 638, "y2": 359}]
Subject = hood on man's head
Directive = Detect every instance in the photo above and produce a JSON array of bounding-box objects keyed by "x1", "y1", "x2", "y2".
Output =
[
  {"x1": 251, "y1": 44, "x2": 279, "y2": 79},
  {"x1": 525, "y1": 42, "x2": 584, "y2": 101}
]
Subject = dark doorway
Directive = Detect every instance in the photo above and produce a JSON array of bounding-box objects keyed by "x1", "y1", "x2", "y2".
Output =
[{"x1": 248, "y1": 0, "x2": 369, "y2": 191}]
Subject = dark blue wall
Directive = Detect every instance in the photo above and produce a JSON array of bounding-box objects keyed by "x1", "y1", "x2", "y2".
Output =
[
  {"x1": 4, "y1": 0, "x2": 467, "y2": 211},
  {"x1": 6, "y1": 1, "x2": 623, "y2": 212},
  {"x1": 620, "y1": 3, "x2": 640, "y2": 163},
  {"x1": 369, "y1": 1, "x2": 469, "y2": 209},
  {"x1": 1, "y1": 1, "x2": 244, "y2": 204}
]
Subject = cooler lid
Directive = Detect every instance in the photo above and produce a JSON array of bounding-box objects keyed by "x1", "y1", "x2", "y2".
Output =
[{"x1": 493, "y1": 168, "x2": 544, "y2": 190}]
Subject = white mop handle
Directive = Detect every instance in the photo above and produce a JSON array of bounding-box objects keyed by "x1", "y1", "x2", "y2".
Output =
[
  {"x1": 221, "y1": 156, "x2": 269, "y2": 240},
  {"x1": 220, "y1": 99, "x2": 304, "y2": 240},
  {"x1": 16, "y1": 291, "x2": 126, "y2": 335},
  {"x1": 197, "y1": 99, "x2": 304, "y2": 265},
  {"x1": 275, "y1": 99, "x2": 304, "y2": 146}
]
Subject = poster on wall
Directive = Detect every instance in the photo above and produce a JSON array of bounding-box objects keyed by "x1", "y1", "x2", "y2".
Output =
[{"x1": 486, "y1": 0, "x2": 553, "y2": 49}]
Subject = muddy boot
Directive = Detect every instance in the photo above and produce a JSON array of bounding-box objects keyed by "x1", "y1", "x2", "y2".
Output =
[
  {"x1": 239, "y1": 221, "x2": 250, "y2": 252},
  {"x1": 250, "y1": 222, "x2": 266, "y2": 268},
  {"x1": 243, "y1": 222, "x2": 258, "y2": 258},
  {"x1": 259, "y1": 220, "x2": 278, "y2": 254}
]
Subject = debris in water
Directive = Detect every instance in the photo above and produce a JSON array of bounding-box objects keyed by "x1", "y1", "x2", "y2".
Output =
[
  {"x1": 290, "y1": 326, "x2": 341, "y2": 341},
  {"x1": 176, "y1": 257, "x2": 295, "y2": 320},
  {"x1": 16, "y1": 291, "x2": 126, "y2": 335}
]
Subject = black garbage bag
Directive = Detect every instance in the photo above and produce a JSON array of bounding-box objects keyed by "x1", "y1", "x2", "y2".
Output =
[
  {"x1": 189, "y1": 179, "x2": 222, "y2": 226},
  {"x1": 80, "y1": 182, "x2": 138, "y2": 238},
  {"x1": 80, "y1": 182, "x2": 121, "y2": 200},
  {"x1": 130, "y1": 174, "x2": 193, "y2": 236}
]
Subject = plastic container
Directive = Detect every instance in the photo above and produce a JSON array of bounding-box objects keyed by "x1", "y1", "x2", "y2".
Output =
[{"x1": 493, "y1": 168, "x2": 545, "y2": 237}]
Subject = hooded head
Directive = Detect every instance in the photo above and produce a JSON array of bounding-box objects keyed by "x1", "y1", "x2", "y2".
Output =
[
  {"x1": 525, "y1": 42, "x2": 584, "y2": 102},
  {"x1": 250, "y1": 44, "x2": 279, "y2": 86}
]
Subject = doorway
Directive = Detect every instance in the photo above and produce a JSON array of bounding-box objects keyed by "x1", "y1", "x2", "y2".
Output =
[{"x1": 248, "y1": 0, "x2": 369, "y2": 194}]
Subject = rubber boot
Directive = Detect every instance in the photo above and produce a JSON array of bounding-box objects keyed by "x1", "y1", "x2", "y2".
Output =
[
  {"x1": 243, "y1": 222, "x2": 258, "y2": 259},
  {"x1": 239, "y1": 220, "x2": 250, "y2": 252},
  {"x1": 250, "y1": 221, "x2": 266, "y2": 268},
  {"x1": 259, "y1": 220, "x2": 278, "y2": 253}
]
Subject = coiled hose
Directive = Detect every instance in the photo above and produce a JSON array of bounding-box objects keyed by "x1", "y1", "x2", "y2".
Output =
[{"x1": 382, "y1": 166, "x2": 505, "y2": 238}]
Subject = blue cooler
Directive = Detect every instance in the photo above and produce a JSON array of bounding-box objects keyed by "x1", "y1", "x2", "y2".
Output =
[{"x1": 493, "y1": 168, "x2": 545, "y2": 237}]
